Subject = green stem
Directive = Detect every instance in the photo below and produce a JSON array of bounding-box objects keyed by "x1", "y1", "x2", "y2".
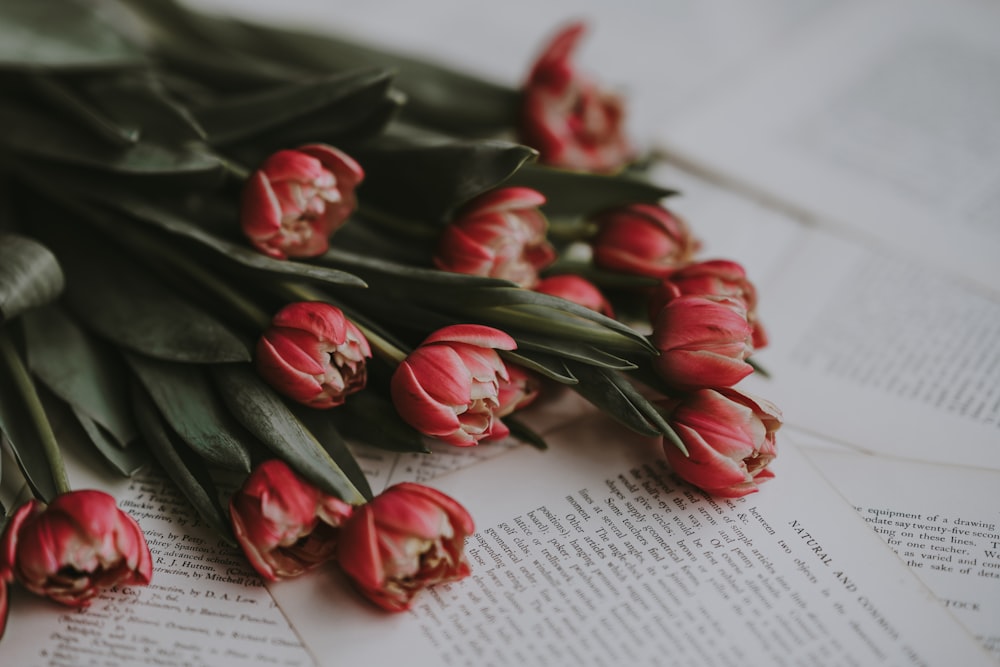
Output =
[
  {"x1": 278, "y1": 282, "x2": 408, "y2": 364},
  {"x1": 0, "y1": 329, "x2": 71, "y2": 495}
]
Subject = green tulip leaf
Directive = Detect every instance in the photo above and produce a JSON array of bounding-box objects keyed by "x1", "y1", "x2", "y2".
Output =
[
  {"x1": 73, "y1": 408, "x2": 149, "y2": 477},
  {"x1": 131, "y1": 380, "x2": 234, "y2": 543},
  {"x1": 505, "y1": 163, "x2": 676, "y2": 217},
  {"x1": 288, "y1": 404, "x2": 373, "y2": 501},
  {"x1": 211, "y1": 363, "x2": 367, "y2": 505},
  {"x1": 0, "y1": 234, "x2": 65, "y2": 325},
  {"x1": 0, "y1": 0, "x2": 144, "y2": 70},
  {"x1": 346, "y1": 130, "x2": 537, "y2": 223},
  {"x1": 23, "y1": 304, "x2": 137, "y2": 447},
  {"x1": 320, "y1": 247, "x2": 511, "y2": 287},
  {"x1": 26, "y1": 73, "x2": 139, "y2": 147},
  {"x1": 504, "y1": 416, "x2": 548, "y2": 451},
  {"x1": 0, "y1": 101, "x2": 222, "y2": 179},
  {"x1": 124, "y1": 0, "x2": 519, "y2": 135},
  {"x1": 196, "y1": 68, "x2": 398, "y2": 146},
  {"x1": 0, "y1": 328, "x2": 60, "y2": 503},
  {"x1": 563, "y1": 363, "x2": 662, "y2": 438},
  {"x1": 30, "y1": 212, "x2": 251, "y2": 363},
  {"x1": 511, "y1": 333, "x2": 637, "y2": 370},
  {"x1": 500, "y1": 350, "x2": 577, "y2": 384},
  {"x1": 79, "y1": 70, "x2": 207, "y2": 145},
  {"x1": 330, "y1": 390, "x2": 429, "y2": 454},
  {"x1": 126, "y1": 353, "x2": 253, "y2": 472}
]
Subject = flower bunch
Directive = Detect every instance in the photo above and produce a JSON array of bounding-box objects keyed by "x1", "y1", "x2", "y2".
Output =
[{"x1": 0, "y1": 0, "x2": 781, "y2": 628}]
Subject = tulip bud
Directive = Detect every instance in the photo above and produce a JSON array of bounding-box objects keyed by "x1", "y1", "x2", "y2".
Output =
[
  {"x1": 519, "y1": 22, "x2": 632, "y2": 173},
  {"x1": 241, "y1": 144, "x2": 364, "y2": 259},
  {"x1": 652, "y1": 294, "x2": 754, "y2": 390},
  {"x1": 534, "y1": 274, "x2": 614, "y2": 318},
  {"x1": 229, "y1": 460, "x2": 354, "y2": 581},
  {"x1": 0, "y1": 491, "x2": 152, "y2": 610},
  {"x1": 390, "y1": 324, "x2": 517, "y2": 447},
  {"x1": 496, "y1": 363, "x2": 543, "y2": 418},
  {"x1": 649, "y1": 260, "x2": 768, "y2": 349},
  {"x1": 433, "y1": 187, "x2": 556, "y2": 288},
  {"x1": 590, "y1": 203, "x2": 700, "y2": 279},
  {"x1": 659, "y1": 388, "x2": 781, "y2": 497},
  {"x1": 338, "y1": 483, "x2": 474, "y2": 612},
  {"x1": 256, "y1": 302, "x2": 371, "y2": 409}
]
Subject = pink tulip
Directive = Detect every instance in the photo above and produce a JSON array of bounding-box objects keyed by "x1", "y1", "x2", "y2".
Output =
[
  {"x1": 659, "y1": 388, "x2": 781, "y2": 497},
  {"x1": 496, "y1": 363, "x2": 543, "y2": 418},
  {"x1": 590, "y1": 203, "x2": 700, "y2": 279},
  {"x1": 652, "y1": 294, "x2": 754, "y2": 389},
  {"x1": 433, "y1": 187, "x2": 556, "y2": 288},
  {"x1": 650, "y1": 260, "x2": 768, "y2": 349},
  {"x1": 241, "y1": 144, "x2": 364, "y2": 259},
  {"x1": 519, "y1": 22, "x2": 632, "y2": 173},
  {"x1": 390, "y1": 324, "x2": 517, "y2": 447},
  {"x1": 534, "y1": 274, "x2": 615, "y2": 318},
  {"x1": 229, "y1": 460, "x2": 354, "y2": 581},
  {"x1": 256, "y1": 302, "x2": 371, "y2": 409},
  {"x1": 338, "y1": 483, "x2": 474, "y2": 612},
  {"x1": 0, "y1": 491, "x2": 152, "y2": 613}
]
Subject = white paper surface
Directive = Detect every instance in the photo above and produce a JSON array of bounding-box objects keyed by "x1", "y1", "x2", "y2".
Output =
[
  {"x1": 802, "y1": 446, "x2": 1000, "y2": 660},
  {"x1": 657, "y1": 0, "x2": 1000, "y2": 293},
  {"x1": 269, "y1": 417, "x2": 994, "y2": 666}
]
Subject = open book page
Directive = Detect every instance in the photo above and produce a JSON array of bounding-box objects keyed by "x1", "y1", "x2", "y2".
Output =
[
  {"x1": 184, "y1": 0, "x2": 849, "y2": 142},
  {"x1": 656, "y1": 0, "x2": 1000, "y2": 293},
  {"x1": 267, "y1": 415, "x2": 994, "y2": 666},
  {"x1": 653, "y1": 163, "x2": 1000, "y2": 471},
  {"x1": 798, "y1": 444, "x2": 1000, "y2": 660},
  {"x1": 2, "y1": 413, "x2": 313, "y2": 667},
  {"x1": 348, "y1": 388, "x2": 591, "y2": 494}
]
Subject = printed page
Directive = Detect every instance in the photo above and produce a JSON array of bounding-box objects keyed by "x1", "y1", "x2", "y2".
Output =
[
  {"x1": 184, "y1": 0, "x2": 848, "y2": 141},
  {"x1": 2, "y1": 414, "x2": 314, "y2": 667},
  {"x1": 657, "y1": 0, "x2": 1000, "y2": 293},
  {"x1": 268, "y1": 416, "x2": 994, "y2": 666},
  {"x1": 800, "y1": 446, "x2": 1000, "y2": 661},
  {"x1": 651, "y1": 163, "x2": 1000, "y2": 472}
]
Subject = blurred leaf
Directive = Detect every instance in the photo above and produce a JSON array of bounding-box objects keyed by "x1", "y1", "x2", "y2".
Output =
[
  {"x1": 79, "y1": 70, "x2": 207, "y2": 144},
  {"x1": 23, "y1": 304, "x2": 137, "y2": 447},
  {"x1": 27, "y1": 73, "x2": 139, "y2": 147},
  {"x1": 331, "y1": 391, "x2": 428, "y2": 454},
  {"x1": 196, "y1": 68, "x2": 397, "y2": 146},
  {"x1": 131, "y1": 380, "x2": 234, "y2": 543},
  {"x1": 505, "y1": 163, "x2": 675, "y2": 217},
  {"x1": 289, "y1": 405, "x2": 373, "y2": 501},
  {"x1": 0, "y1": 101, "x2": 222, "y2": 179},
  {"x1": 0, "y1": 0, "x2": 144, "y2": 70},
  {"x1": 125, "y1": 0, "x2": 519, "y2": 134},
  {"x1": 347, "y1": 128, "x2": 537, "y2": 223},
  {"x1": 73, "y1": 408, "x2": 149, "y2": 477},
  {"x1": 0, "y1": 234, "x2": 64, "y2": 324},
  {"x1": 126, "y1": 353, "x2": 253, "y2": 473},
  {"x1": 0, "y1": 328, "x2": 59, "y2": 502},
  {"x1": 30, "y1": 211, "x2": 251, "y2": 363},
  {"x1": 212, "y1": 364, "x2": 367, "y2": 505}
]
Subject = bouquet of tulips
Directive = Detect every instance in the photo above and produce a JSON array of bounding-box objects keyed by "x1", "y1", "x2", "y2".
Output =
[{"x1": 0, "y1": 0, "x2": 781, "y2": 632}]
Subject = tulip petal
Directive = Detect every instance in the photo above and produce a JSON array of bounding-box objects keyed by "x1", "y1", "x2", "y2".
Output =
[
  {"x1": 299, "y1": 144, "x2": 365, "y2": 189},
  {"x1": 457, "y1": 187, "x2": 547, "y2": 216},
  {"x1": 421, "y1": 324, "x2": 517, "y2": 351},
  {"x1": 259, "y1": 149, "x2": 325, "y2": 183},
  {"x1": 390, "y1": 362, "x2": 464, "y2": 438}
]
